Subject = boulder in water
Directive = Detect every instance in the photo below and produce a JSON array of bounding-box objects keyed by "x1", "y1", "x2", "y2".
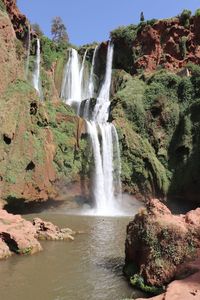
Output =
[
  {"x1": 33, "y1": 217, "x2": 75, "y2": 241},
  {"x1": 125, "y1": 198, "x2": 200, "y2": 289}
]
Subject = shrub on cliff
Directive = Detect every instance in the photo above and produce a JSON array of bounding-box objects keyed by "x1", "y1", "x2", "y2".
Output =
[
  {"x1": 110, "y1": 25, "x2": 137, "y2": 45},
  {"x1": 195, "y1": 8, "x2": 200, "y2": 17},
  {"x1": 179, "y1": 36, "x2": 188, "y2": 59},
  {"x1": 41, "y1": 36, "x2": 68, "y2": 70},
  {"x1": 178, "y1": 77, "x2": 194, "y2": 104},
  {"x1": 179, "y1": 9, "x2": 192, "y2": 28}
]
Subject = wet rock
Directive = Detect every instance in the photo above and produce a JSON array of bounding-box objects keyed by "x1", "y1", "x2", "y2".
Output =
[{"x1": 33, "y1": 217, "x2": 75, "y2": 241}]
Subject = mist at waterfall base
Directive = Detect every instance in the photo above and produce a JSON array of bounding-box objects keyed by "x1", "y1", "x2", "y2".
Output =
[{"x1": 60, "y1": 44, "x2": 139, "y2": 217}]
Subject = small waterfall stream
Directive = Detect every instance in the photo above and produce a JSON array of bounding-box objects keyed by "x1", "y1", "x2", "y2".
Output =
[
  {"x1": 61, "y1": 43, "x2": 121, "y2": 215},
  {"x1": 33, "y1": 38, "x2": 42, "y2": 99},
  {"x1": 61, "y1": 48, "x2": 82, "y2": 112}
]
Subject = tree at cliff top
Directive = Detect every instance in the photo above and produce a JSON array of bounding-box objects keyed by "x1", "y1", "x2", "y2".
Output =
[
  {"x1": 32, "y1": 23, "x2": 44, "y2": 38},
  {"x1": 140, "y1": 12, "x2": 145, "y2": 22},
  {"x1": 51, "y1": 16, "x2": 69, "y2": 44}
]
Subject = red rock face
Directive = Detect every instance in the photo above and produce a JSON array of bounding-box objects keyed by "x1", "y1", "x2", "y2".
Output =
[
  {"x1": 2, "y1": 0, "x2": 28, "y2": 40},
  {"x1": 0, "y1": 209, "x2": 42, "y2": 259},
  {"x1": 133, "y1": 17, "x2": 200, "y2": 72}
]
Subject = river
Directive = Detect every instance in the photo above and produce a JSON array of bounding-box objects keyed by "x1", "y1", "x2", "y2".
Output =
[{"x1": 0, "y1": 200, "x2": 146, "y2": 300}]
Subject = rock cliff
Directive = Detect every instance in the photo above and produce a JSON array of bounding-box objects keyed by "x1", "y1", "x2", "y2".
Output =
[
  {"x1": 0, "y1": 1, "x2": 92, "y2": 208},
  {"x1": 1, "y1": 1, "x2": 200, "y2": 206}
]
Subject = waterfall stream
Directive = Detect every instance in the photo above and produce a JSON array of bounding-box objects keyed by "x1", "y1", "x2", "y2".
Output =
[
  {"x1": 61, "y1": 43, "x2": 121, "y2": 215},
  {"x1": 32, "y1": 38, "x2": 42, "y2": 99}
]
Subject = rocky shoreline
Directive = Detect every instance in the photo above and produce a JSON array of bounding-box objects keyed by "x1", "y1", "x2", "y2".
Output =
[{"x1": 0, "y1": 209, "x2": 75, "y2": 260}]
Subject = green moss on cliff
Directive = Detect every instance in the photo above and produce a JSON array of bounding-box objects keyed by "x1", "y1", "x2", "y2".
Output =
[
  {"x1": 111, "y1": 66, "x2": 200, "y2": 200},
  {"x1": 0, "y1": 79, "x2": 91, "y2": 203}
]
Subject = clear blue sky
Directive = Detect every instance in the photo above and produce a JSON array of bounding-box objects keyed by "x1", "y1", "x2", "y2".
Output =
[{"x1": 17, "y1": 0, "x2": 200, "y2": 46}]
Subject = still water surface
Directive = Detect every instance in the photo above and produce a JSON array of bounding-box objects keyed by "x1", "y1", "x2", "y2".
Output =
[{"x1": 0, "y1": 203, "x2": 145, "y2": 300}]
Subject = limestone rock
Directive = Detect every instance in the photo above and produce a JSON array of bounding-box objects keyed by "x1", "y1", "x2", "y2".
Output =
[
  {"x1": 0, "y1": 209, "x2": 42, "y2": 258},
  {"x1": 33, "y1": 217, "x2": 75, "y2": 241}
]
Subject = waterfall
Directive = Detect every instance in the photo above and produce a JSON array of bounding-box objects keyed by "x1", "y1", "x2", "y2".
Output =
[
  {"x1": 61, "y1": 48, "x2": 82, "y2": 112},
  {"x1": 88, "y1": 45, "x2": 98, "y2": 99},
  {"x1": 25, "y1": 24, "x2": 31, "y2": 79},
  {"x1": 93, "y1": 43, "x2": 114, "y2": 123},
  {"x1": 80, "y1": 49, "x2": 89, "y2": 102},
  {"x1": 61, "y1": 42, "x2": 121, "y2": 215},
  {"x1": 32, "y1": 38, "x2": 42, "y2": 99}
]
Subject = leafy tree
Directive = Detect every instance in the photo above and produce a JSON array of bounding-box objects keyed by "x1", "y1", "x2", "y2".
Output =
[
  {"x1": 31, "y1": 23, "x2": 44, "y2": 38},
  {"x1": 140, "y1": 12, "x2": 145, "y2": 22},
  {"x1": 51, "y1": 16, "x2": 69, "y2": 44}
]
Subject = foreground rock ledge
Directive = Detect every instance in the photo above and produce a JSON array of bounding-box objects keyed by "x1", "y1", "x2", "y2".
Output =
[
  {"x1": 0, "y1": 209, "x2": 75, "y2": 260},
  {"x1": 137, "y1": 254, "x2": 200, "y2": 299},
  {"x1": 125, "y1": 199, "x2": 200, "y2": 299}
]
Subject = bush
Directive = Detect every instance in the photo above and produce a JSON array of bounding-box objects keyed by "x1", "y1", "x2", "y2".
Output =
[
  {"x1": 146, "y1": 71, "x2": 180, "y2": 105},
  {"x1": 147, "y1": 71, "x2": 180, "y2": 89},
  {"x1": 179, "y1": 36, "x2": 188, "y2": 59},
  {"x1": 195, "y1": 8, "x2": 200, "y2": 17},
  {"x1": 110, "y1": 24, "x2": 138, "y2": 45},
  {"x1": 178, "y1": 78, "x2": 194, "y2": 103},
  {"x1": 186, "y1": 63, "x2": 200, "y2": 98},
  {"x1": 147, "y1": 19, "x2": 158, "y2": 26},
  {"x1": 186, "y1": 63, "x2": 200, "y2": 76},
  {"x1": 41, "y1": 36, "x2": 68, "y2": 70},
  {"x1": 179, "y1": 9, "x2": 192, "y2": 27}
]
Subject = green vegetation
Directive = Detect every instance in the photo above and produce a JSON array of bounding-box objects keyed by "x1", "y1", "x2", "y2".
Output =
[
  {"x1": 111, "y1": 65, "x2": 200, "y2": 198},
  {"x1": 0, "y1": 0, "x2": 6, "y2": 11},
  {"x1": 179, "y1": 36, "x2": 188, "y2": 59},
  {"x1": 110, "y1": 24, "x2": 138, "y2": 46},
  {"x1": 130, "y1": 274, "x2": 164, "y2": 295},
  {"x1": 179, "y1": 9, "x2": 192, "y2": 27},
  {"x1": 195, "y1": 8, "x2": 200, "y2": 17},
  {"x1": 41, "y1": 36, "x2": 68, "y2": 70},
  {"x1": 18, "y1": 247, "x2": 33, "y2": 255}
]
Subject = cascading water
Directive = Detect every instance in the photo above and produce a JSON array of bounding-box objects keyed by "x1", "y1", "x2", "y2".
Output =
[
  {"x1": 93, "y1": 43, "x2": 114, "y2": 123},
  {"x1": 61, "y1": 43, "x2": 122, "y2": 215},
  {"x1": 32, "y1": 38, "x2": 42, "y2": 99},
  {"x1": 61, "y1": 48, "x2": 82, "y2": 112},
  {"x1": 88, "y1": 45, "x2": 98, "y2": 99}
]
